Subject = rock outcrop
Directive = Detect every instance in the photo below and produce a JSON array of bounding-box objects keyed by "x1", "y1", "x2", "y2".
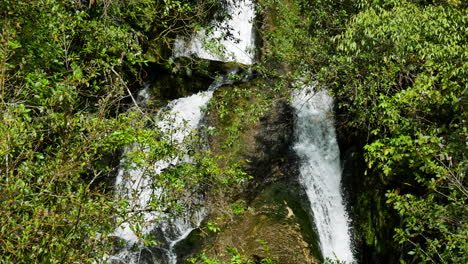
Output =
[{"x1": 177, "y1": 80, "x2": 321, "y2": 263}]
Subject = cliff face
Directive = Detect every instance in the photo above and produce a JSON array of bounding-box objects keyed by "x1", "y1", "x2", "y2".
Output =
[
  {"x1": 338, "y1": 124, "x2": 400, "y2": 264},
  {"x1": 173, "y1": 79, "x2": 321, "y2": 263},
  {"x1": 186, "y1": 184, "x2": 319, "y2": 264}
]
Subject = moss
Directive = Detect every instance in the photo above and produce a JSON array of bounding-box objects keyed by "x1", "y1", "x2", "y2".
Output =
[
  {"x1": 205, "y1": 77, "x2": 288, "y2": 168},
  {"x1": 251, "y1": 183, "x2": 323, "y2": 261},
  {"x1": 180, "y1": 183, "x2": 320, "y2": 264},
  {"x1": 175, "y1": 75, "x2": 322, "y2": 263}
]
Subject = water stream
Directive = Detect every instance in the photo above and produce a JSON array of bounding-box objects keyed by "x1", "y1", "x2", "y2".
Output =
[
  {"x1": 110, "y1": 72, "x2": 241, "y2": 264},
  {"x1": 110, "y1": 1, "x2": 256, "y2": 262},
  {"x1": 292, "y1": 87, "x2": 355, "y2": 263},
  {"x1": 174, "y1": 0, "x2": 255, "y2": 64}
]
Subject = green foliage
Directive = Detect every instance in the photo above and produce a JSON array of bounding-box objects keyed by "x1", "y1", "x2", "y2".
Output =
[
  {"x1": 189, "y1": 241, "x2": 278, "y2": 264},
  {"x1": 255, "y1": 0, "x2": 353, "y2": 79},
  {"x1": 255, "y1": 239, "x2": 277, "y2": 264},
  {"x1": 254, "y1": 0, "x2": 466, "y2": 262},
  {"x1": 230, "y1": 199, "x2": 249, "y2": 215},
  {"x1": 325, "y1": 0, "x2": 467, "y2": 262},
  {"x1": 0, "y1": 0, "x2": 227, "y2": 263},
  {"x1": 206, "y1": 221, "x2": 221, "y2": 233},
  {"x1": 3, "y1": 0, "x2": 466, "y2": 263},
  {"x1": 207, "y1": 79, "x2": 277, "y2": 159}
]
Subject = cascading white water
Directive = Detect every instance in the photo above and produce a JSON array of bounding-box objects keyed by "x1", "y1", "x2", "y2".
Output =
[
  {"x1": 292, "y1": 86, "x2": 355, "y2": 263},
  {"x1": 111, "y1": 0, "x2": 255, "y2": 262},
  {"x1": 112, "y1": 90, "x2": 215, "y2": 243},
  {"x1": 174, "y1": 0, "x2": 255, "y2": 64},
  {"x1": 111, "y1": 73, "x2": 238, "y2": 264}
]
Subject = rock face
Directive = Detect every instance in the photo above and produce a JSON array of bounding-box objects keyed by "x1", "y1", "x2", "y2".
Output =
[
  {"x1": 176, "y1": 80, "x2": 321, "y2": 263},
  {"x1": 337, "y1": 125, "x2": 399, "y2": 264},
  {"x1": 192, "y1": 184, "x2": 319, "y2": 264},
  {"x1": 148, "y1": 58, "x2": 229, "y2": 103},
  {"x1": 244, "y1": 101, "x2": 297, "y2": 185}
]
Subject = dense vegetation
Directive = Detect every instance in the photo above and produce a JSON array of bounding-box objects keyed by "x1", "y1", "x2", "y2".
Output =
[
  {"x1": 0, "y1": 0, "x2": 235, "y2": 263},
  {"x1": 1, "y1": 0, "x2": 466, "y2": 263},
  {"x1": 327, "y1": 1, "x2": 467, "y2": 263},
  {"x1": 308, "y1": 1, "x2": 468, "y2": 263},
  {"x1": 258, "y1": 0, "x2": 467, "y2": 262}
]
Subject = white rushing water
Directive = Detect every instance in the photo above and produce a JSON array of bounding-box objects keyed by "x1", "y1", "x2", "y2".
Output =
[
  {"x1": 112, "y1": 90, "x2": 214, "y2": 243},
  {"x1": 111, "y1": 0, "x2": 255, "y2": 261},
  {"x1": 174, "y1": 0, "x2": 255, "y2": 65},
  {"x1": 111, "y1": 72, "x2": 239, "y2": 264},
  {"x1": 292, "y1": 87, "x2": 355, "y2": 263}
]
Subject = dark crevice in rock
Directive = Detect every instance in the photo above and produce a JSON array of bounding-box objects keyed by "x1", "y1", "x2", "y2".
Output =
[
  {"x1": 337, "y1": 118, "x2": 400, "y2": 264},
  {"x1": 178, "y1": 85, "x2": 321, "y2": 262}
]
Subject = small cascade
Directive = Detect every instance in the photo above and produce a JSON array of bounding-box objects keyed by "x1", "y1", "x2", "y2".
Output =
[
  {"x1": 174, "y1": 0, "x2": 255, "y2": 64},
  {"x1": 111, "y1": 72, "x2": 239, "y2": 264},
  {"x1": 292, "y1": 86, "x2": 355, "y2": 263},
  {"x1": 110, "y1": 0, "x2": 255, "y2": 262}
]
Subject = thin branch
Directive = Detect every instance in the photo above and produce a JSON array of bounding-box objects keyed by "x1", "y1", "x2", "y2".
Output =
[{"x1": 110, "y1": 67, "x2": 145, "y2": 115}]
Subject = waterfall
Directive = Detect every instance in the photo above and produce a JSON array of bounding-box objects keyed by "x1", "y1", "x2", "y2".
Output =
[
  {"x1": 174, "y1": 0, "x2": 255, "y2": 64},
  {"x1": 110, "y1": 73, "x2": 239, "y2": 264},
  {"x1": 292, "y1": 86, "x2": 355, "y2": 263},
  {"x1": 110, "y1": 1, "x2": 255, "y2": 262}
]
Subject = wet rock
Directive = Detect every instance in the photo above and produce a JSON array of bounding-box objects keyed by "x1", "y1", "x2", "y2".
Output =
[
  {"x1": 338, "y1": 122, "x2": 400, "y2": 264},
  {"x1": 190, "y1": 184, "x2": 319, "y2": 264},
  {"x1": 180, "y1": 80, "x2": 321, "y2": 263}
]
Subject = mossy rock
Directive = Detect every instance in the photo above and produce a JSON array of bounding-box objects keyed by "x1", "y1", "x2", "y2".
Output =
[
  {"x1": 147, "y1": 57, "x2": 251, "y2": 105},
  {"x1": 340, "y1": 144, "x2": 400, "y2": 263},
  {"x1": 178, "y1": 183, "x2": 321, "y2": 264},
  {"x1": 175, "y1": 77, "x2": 322, "y2": 263}
]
